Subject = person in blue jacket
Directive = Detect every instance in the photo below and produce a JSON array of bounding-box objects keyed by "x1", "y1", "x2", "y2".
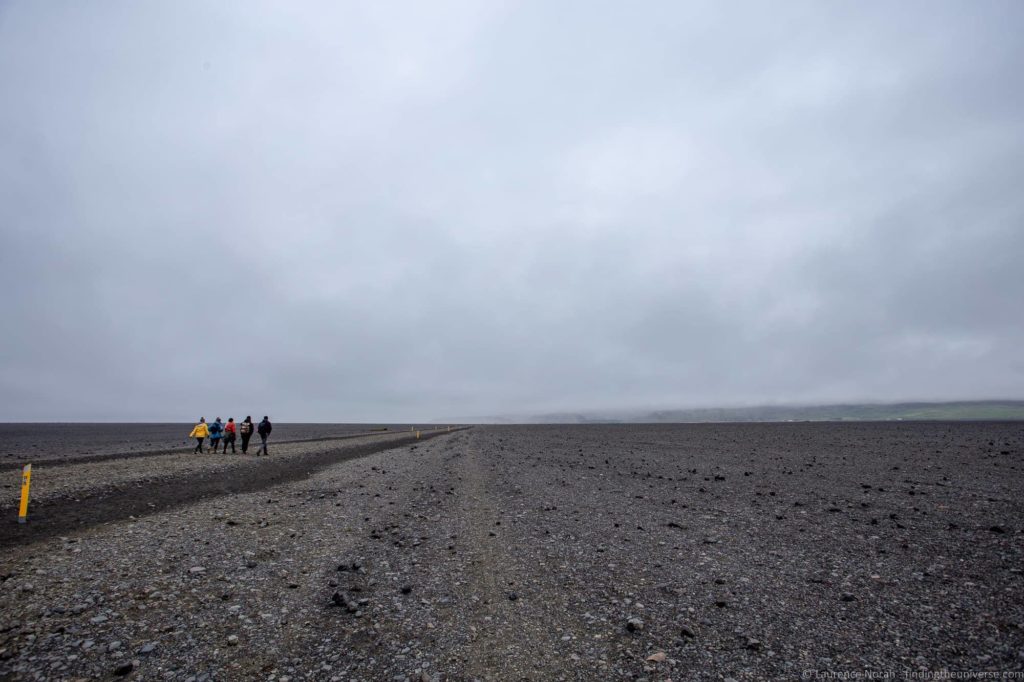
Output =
[
  {"x1": 256, "y1": 416, "x2": 272, "y2": 455},
  {"x1": 208, "y1": 417, "x2": 224, "y2": 453}
]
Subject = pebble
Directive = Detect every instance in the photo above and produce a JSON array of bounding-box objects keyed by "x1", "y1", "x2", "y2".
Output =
[
  {"x1": 113, "y1": 661, "x2": 134, "y2": 676},
  {"x1": 331, "y1": 591, "x2": 359, "y2": 613}
]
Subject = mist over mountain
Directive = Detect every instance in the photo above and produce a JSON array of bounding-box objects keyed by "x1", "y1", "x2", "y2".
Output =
[{"x1": 454, "y1": 401, "x2": 1024, "y2": 424}]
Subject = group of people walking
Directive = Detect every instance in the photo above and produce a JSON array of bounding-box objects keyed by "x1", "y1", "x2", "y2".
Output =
[{"x1": 188, "y1": 416, "x2": 272, "y2": 455}]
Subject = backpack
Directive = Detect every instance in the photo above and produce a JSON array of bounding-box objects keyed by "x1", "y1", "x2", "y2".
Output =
[{"x1": 210, "y1": 421, "x2": 223, "y2": 436}]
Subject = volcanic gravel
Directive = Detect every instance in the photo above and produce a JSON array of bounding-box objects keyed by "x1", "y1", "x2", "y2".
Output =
[{"x1": 1, "y1": 422, "x2": 1023, "y2": 681}]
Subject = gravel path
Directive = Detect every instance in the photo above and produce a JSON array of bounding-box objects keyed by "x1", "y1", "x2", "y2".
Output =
[
  {"x1": 0, "y1": 425, "x2": 425, "y2": 468},
  {"x1": 0, "y1": 429, "x2": 457, "y2": 549},
  {"x1": 1, "y1": 423, "x2": 1022, "y2": 681},
  {"x1": 1, "y1": 430, "x2": 452, "y2": 508}
]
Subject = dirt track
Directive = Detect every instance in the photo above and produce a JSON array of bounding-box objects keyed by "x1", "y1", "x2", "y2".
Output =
[
  {"x1": 0, "y1": 424, "x2": 423, "y2": 470},
  {"x1": 1, "y1": 423, "x2": 1022, "y2": 681},
  {"x1": 0, "y1": 429, "x2": 458, "y2": 548}
]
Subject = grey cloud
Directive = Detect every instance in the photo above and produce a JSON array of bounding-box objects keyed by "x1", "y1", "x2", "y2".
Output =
[{"x1": 1, "y1": 1, "x2": 1022, "y2": 421}]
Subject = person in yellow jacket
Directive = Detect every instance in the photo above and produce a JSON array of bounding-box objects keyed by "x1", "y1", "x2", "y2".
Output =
[{"x1": 189, "y1": 417, "x2": 210, "y2": 454}]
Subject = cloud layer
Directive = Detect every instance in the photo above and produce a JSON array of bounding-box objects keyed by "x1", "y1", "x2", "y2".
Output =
[{"x1": 2, "y1": 1, "x2": 1022, "y2": 421}]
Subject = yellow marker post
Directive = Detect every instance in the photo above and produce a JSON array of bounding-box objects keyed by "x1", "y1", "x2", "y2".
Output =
[
  {"x1": 416, "y1": 430, "x2": 421, "y2": 439},
  {"x1": 18, "y1": 464, "x2": 31, "y2": 524}
]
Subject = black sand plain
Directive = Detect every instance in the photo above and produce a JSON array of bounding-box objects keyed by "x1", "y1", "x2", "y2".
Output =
[{"x1": 1, "y1": 422, "x2": 1022, "y2": 681}]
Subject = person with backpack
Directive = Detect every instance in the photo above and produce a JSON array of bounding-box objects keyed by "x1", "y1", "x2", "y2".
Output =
[
  {"x1": 222, "y1": 417, "x2": 237, "y2": 453},
  {"x1": 257, "y1": 416, "x2": 272, "y2": 455},
  {"x1": 239, "y1": 416, "x2": 254, "y2": 454},
  {"x1": 188, "y1": 417, "x2": 209, "y2": 453},
  {"x1": 209, "y1": 417, "x2": 224, "y2": 452}
]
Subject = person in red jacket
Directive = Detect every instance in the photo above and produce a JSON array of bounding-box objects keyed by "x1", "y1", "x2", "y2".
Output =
[{"x1": 221, "y1": 417, "x2": 237, "y2": 453}]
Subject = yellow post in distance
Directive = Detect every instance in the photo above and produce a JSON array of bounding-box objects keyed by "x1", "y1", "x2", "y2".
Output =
[
  {"x1": 416, "y1": 430, "x2": 421, "y2": 439},
  {"x1": 18, "y1": 464, "x2": 31, "y2": 524}
]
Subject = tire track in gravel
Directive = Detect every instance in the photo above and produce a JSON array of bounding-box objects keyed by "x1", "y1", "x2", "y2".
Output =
[
  {"x1": 0, "y1": 429, "x2": 468, "y2": 549},
  {"x1": 456, "y1": 429, "x2": 570, "y2": 681},
  {"x1": 456, "y1": 431, "x2": 614, "y2": 681},
  {"x1": 460, "y1": 432, "x2": 511, "y2": 678}
]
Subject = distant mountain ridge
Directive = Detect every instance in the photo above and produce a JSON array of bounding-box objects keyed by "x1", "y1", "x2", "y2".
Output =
[{"x1": 453, "y1": 400, "x2": 1024, "y2": 424}]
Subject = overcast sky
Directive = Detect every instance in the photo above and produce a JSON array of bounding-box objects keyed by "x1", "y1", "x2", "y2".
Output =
[{"x1": 1, "y1": 1, "x2": 1022, "y2": 422}]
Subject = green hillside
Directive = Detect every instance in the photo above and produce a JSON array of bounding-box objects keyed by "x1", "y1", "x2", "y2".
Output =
[{"x1": 639, "y1": 401, "x2": 1024, "y2": 422}]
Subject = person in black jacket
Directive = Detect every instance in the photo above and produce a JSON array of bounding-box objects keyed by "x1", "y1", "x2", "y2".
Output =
[
  {"x1": 239, "y1": 416, "x2": 254, "y2": 454},
  {"x1": 257, "y1": 416, "x2": 272, "y2": 455}
]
